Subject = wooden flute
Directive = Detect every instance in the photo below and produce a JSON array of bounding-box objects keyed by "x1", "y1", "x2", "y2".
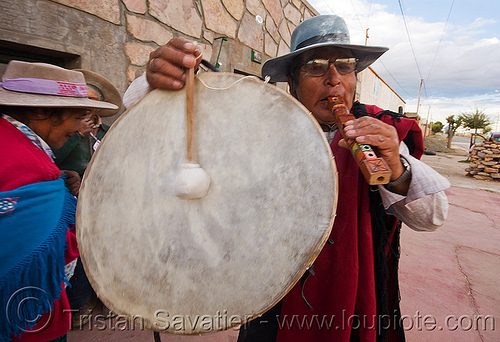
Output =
[{"x1": 328, "y1": 97, "x2": 392, "y2": 185}]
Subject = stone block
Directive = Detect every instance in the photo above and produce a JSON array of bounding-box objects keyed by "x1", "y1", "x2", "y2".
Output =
[
  {"x1": 473, "y1": 175, "x2": 493, "y2": 181},
  {"x1": 246, "y1": 0, "x2": 266, "y2": 18},
  {"x1": 124, "y1": 42, "x2": 155, "y2": 66},
  {"x1": 222, "y1": 0, "x2": 244, "y2": 20},
  {"x1": 126, "y1": 65, "x2": 143, "y2": 83},
  {"x1": 484, "y1": 167, "x2": 499, "y2": 173},
  {"x1": 238, "y1": 12, "x2": 263, "y2": 51},
  {"x1": 150, "y1": 0, "x2": 202, "y2": 38},
  {"x1": 278, "y1": 19, "x2": 291, "y2": 44},
  {"x1": 263, "y1": 0, "x2": 282, "y2": 26},
  {"x1": 199, "y1": 43, "x2": 214, "y2": 61},
  {"x1": 266, "y1": 14, "x2": 280, "y2": 43},
  {"x1": 478, "y1": 152, "x2": 486, "y2": 158},
  {"x1": 277, "y1": 38, "x2": 289, "y2": 56},
  {"x1": 203, "y1": 30, "x2": 215, "y2": 44},
  {"x1": 491, "y1": 173, "x2": 500, "y2": 179},
  {"x1": 473, "y1": 175, "x2": 492, "y2": 181},
  {"x1": 292, "y1": 0, "x2": 302, "y2": 9},
  {"x1": 264, "y1": 32, "x2": 278, "y2": 57},
  {"x1": 126, "y1": 14, "x2": 173, "y2": 45},
  {"x1": 283, "y1": 3, "x2": 301, "y2": 25},
  {"x1": 50, "y1": 0, "x2": 120, "y2": 24},
  {"x1": 482, "y1": 161, "x2": 498, "y2": 166},
  {"x1": 123, "y1": 0, "x2": 147, "y2": 14},
  {"x1": 303, "y1": 9, "x2": 314, "y2": 21},
  {"x1": 201, "y1": 0, "x2": 237, "y2": 39}
]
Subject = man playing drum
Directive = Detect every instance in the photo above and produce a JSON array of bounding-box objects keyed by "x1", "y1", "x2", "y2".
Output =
[{"x1": 124, "y1": 14, "x2": 449, "y2": 342}]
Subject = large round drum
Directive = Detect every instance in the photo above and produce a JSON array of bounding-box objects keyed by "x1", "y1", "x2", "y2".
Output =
[{"x1": 77, "y1": 73, "x2": 338, "y2": 334}]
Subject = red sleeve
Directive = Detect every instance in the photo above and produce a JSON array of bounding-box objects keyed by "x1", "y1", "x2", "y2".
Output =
[{"x1": 65, "y1": 225, "x2": 79, "y2": 263}]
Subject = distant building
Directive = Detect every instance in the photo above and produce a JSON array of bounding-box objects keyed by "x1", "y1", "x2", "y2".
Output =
[{"x1": 356, "y1": 67, "x2": 405, "y2": 114}]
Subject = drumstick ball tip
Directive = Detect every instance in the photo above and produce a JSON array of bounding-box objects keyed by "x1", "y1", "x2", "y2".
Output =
[{"x1": 174, "y1": 163, "x2": 211, "y2": 200}]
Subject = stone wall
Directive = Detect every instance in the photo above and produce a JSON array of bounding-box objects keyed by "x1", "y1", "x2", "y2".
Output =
[
  {"x1": 0, "y1": 0, "x2": 319, "y2": 98},
  {"x1": 0, "y1": 0, "x2": 128, "y2": 93},
  {"x1": 466, "y1": 142, "x2": 500, "y2": 181},
  {"x1": 0, "y1": 0, "x2": 406, "y2": 120}
]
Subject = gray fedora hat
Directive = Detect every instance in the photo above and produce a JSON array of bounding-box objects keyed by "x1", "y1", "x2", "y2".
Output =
[
  {"x1": 0, "y1": 60, "x2": 118, "y2": 110},
  {"x1": 262, "y1": 15, "x2": 388, "y2": 82}
]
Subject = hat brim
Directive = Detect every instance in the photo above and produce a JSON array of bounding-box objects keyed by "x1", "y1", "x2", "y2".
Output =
[
  {"x1": 262, "y1": 42, "x2": 388, "y2": 82},
  {"x1": 0, "y1": 87, "x2": 119, "y2": 110},
  {"x1": 73, "y1": 69, "x2": 123, "y2": 117}
]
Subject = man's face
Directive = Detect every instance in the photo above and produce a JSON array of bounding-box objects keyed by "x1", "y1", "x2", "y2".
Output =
[
  {"x1": 43, "y1": 108, "x2": 88, "y2": 149},
  {"x1": 290, "y1": 47, "x2": 357, "y2": 125},
  {"x1": 86, "y1": 87, "x2": 101, "y2": 116}
]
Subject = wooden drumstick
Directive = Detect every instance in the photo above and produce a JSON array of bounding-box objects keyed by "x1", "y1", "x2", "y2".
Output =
[
  {"x1": 186, "y1": 67, "x2": 195, "y2": 162},
  {"x1": 174, "y1": 67, "x2": 211, "y2": 200},
  {"x1": 328, "y1": 96, "x2": 392, "y2": 185}
]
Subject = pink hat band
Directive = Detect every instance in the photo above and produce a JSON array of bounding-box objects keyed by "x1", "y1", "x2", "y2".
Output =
[{"x1": 1, "y1": 78, "x2": 88, "y2": 97}]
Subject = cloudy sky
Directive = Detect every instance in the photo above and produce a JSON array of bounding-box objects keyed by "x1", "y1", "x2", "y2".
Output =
[{"x1": 308, "y1": 0, "x2": 500, "y2": 129}]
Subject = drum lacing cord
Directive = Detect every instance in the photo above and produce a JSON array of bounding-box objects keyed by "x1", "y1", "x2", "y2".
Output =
[
  {"x1": 196, "y1": 59, "x2": 271, "y2": 89},
  {"x1": 197, "y1": 75, "x2": 264, "y2": 91},
  {"x1": 199, "y1": 59, "x2": 271, "y2": 84},
  {"x1": 300, "y1": 266, "x2": 315, "y2": 310}
]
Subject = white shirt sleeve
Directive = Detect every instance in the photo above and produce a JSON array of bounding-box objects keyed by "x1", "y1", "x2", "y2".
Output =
[
  {"x1": 123, "y1": 74, "x2": 152, "y2": 110},
  {"x1": 378, "y1": 143, "x2": 450, "y2": 231}
]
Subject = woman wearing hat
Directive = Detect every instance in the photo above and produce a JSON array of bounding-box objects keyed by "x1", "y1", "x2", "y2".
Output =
[
  {"x1": 51, "y1": 69, "x2": 122, "y2": 328},
  {"x1": 127, "y1": 15, "x2": 449, "y2": 342},
  {"x1": 0, "y1": 60, "x2": 117, "y2": 341}
]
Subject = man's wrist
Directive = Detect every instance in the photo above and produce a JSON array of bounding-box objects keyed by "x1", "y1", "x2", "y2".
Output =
[{"x1": 386, "y1": 156, "x2": 411, "y2": 190}]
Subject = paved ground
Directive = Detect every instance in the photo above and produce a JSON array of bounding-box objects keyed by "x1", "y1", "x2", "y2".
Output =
[
  {"x1": 399, "y1": 185, "x2": 500, "y2": 341},
  {"x1": 68, "y1": 145, "x2": 500, "y2": 341}
]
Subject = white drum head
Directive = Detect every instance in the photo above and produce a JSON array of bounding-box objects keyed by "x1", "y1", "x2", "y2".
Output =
[{"x1": 77, "y1": 73, "x2": 337, "y2": 334}]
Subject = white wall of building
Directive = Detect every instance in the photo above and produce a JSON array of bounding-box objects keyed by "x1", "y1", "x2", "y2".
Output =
[{"x1": 356, "y1": 67, "x2": 405, "y2": 113}]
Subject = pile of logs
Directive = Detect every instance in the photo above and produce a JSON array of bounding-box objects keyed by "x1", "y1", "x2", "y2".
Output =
[{"x1": 466, "y1": 142, "x2": 500, "y2": 181}]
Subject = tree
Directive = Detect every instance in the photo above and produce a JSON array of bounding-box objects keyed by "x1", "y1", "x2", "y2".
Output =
[
  {"x1": 446, "y1": 115, "x2": 462, "y2": 149},
  {"x1": 459, "y1": 108, "x2": 492, "y2": 148},
  {"x1": 431, "y1": 121, "x2": 444, "y2": 134}
]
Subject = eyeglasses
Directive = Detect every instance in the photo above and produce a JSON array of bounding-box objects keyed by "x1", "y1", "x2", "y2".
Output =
[{"x1": 301, "y1": 58, "x2": 358, "y2": 76}]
